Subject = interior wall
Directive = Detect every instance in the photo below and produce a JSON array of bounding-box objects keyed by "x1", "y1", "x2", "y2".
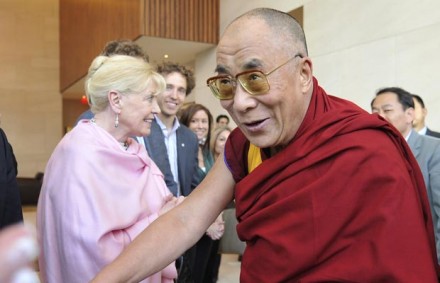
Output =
[
  {"x1": 2, "y1": 0, "x2": 439, "y2": 178},
  {"x1": 0, "y1": 0, "x2": 61, "y2": 177},
  {"x1": 306, "y1": 0, "x2": 440, "y2": 130},
  {"x1": 195, "y1": 0, "x2": 440, "y2": 131}
]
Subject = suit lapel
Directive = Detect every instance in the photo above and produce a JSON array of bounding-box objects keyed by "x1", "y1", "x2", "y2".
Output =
[{"x1": 176, "y1": 127, "x2": 187, "y2": 192}]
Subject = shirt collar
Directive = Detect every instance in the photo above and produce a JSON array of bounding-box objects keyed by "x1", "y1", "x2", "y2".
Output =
[
  {"x1": 155, "y1": 114, "x2": 180, "y2": 133},
  {"x1": 405, "y1": 129, "x2": 413, "y2": 141},
  {"x1": 417, "y1": 126, "x2": 427, "y2": 135}
]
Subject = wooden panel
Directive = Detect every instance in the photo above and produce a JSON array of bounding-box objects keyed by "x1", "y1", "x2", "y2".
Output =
[
  {"x1": 289, "y1": 6, "x2": 304, "y2": 28},
  {"x1": 60, "y1": 0, "x2": 142, "y2": 92},
  {"x1": 60, "y1": 0, "x2": 219, "y2": 92},
  {"x1": 144, "y1": 0, "x2": 219, "y2": 44},
  {"x1": 62, "y1": 98, "x2": 90, "y2": 132}
]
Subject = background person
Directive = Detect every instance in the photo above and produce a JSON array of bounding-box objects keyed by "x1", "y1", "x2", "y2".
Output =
[
  {"x1": 37, "y1": 55, "x2": 181, "y2": 283},
  {"x1": 208, "y1": 125, "x2": 232, "y2": 281},
  {"x1": 178, "y1": 103, "x2": 224, "y2": 283},
  {"x1": 215, "y1": 114, "x2": 229, "y2": 129},
  {"x1": 412, "y1": 94, "x2": 440, "y2": 138},
  {"x1": 372, "y1": 87, "x2": 440, "y2": 263},
  {"x1": 0, "y1": 117, "x2": 23, "y2": 229},
  {"x1": 138, "y1": 62, "x2": 200, "y2": 282},
  {"x1": 210, "y1": 126, "x2": 231, "y2": 161},
  {"x1": 92, "y1": 8, "x2": 439, "y2": 282}
]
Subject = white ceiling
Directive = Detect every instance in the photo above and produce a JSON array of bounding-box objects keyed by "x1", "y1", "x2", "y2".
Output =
[{"x1": 62, "y1": 36, "x2": 215, "y2": 99}]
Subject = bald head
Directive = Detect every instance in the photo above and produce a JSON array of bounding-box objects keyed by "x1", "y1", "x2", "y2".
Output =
[
  {"x1": 226, "y1": 8, "x2": 308, "y2": 56},
  {"x1": 213, "y1": 8, "x2": 314, "y2": 151}
]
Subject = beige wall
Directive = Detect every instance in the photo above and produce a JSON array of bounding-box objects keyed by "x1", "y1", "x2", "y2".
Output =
[
  {"x1": 0, "y1": 0, "x2": 61, "y2": 177},
  {"x1": 195, "y1": 0, "x2": 440, "y2": 131}
]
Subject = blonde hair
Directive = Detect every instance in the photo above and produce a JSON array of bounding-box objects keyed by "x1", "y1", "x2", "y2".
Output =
[
  {"x1": 85, "y1": 55, "x2": 165, "y2": 113},
  {"x1": 210, "y1": 126, "x2": 232, "y2": 158}
]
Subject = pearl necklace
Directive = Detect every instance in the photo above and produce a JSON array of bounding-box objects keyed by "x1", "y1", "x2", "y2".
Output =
[{"x1": 119, "y1": 141, "x2": 129, "y2": 150}]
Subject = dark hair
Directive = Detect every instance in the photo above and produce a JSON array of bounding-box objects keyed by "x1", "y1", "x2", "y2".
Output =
[
  {"x1": 156, "y1": 62, "x2": 195, "y2": 95},
  {"x1": 412, "y1": 94, "x2": 425, "y2": 108},
  {"x1": 101, "y1": 39, "x2": 149, "y2": 62},
  {"x1": 216, "y1": 114, "x2": 229, "y2": 124},
  {"x1": 375, "y1": 87, "x2": 414, "y2": 110},
  {"x1": 179, "y1": 103, "x2": 213, "y2": 152}
]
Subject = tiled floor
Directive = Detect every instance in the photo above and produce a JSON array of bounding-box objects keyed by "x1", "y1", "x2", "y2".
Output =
[{"x1": 217, "y1": 254, "x2": 241, "y2": 283}]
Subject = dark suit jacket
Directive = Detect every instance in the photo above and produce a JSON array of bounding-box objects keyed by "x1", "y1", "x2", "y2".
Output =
[
  {"x1": 0, "y1": 128, "x2": 23, "y2": 228},
  {"x1": 75, "y1": 109, "x2": 94, "y2": 125},
  {"x1": 426, "y1": 128, "x2": 440, "y2": 139},
  {"x1": 142, "y1": 119, "x2": 199, "y2": 197}
]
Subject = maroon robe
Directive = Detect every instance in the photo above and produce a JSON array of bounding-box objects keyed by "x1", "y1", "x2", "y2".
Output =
[{"x1": 225, "y1": 78, "x2": 438, "y2": 282}]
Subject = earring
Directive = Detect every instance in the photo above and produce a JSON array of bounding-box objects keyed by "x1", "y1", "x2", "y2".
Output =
[{"x1": 115, "y1": 113, "x2": 119, "y2": 128}]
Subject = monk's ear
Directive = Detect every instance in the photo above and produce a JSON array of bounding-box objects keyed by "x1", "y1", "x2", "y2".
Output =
[{"x1": 299, "y1": 57, "x2": 313, "y2": 93}]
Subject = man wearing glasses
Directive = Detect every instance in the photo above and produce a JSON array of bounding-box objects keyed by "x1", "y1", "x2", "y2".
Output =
[{"x1": 93, "y1": 8, "x2": 439, "y2": 282}]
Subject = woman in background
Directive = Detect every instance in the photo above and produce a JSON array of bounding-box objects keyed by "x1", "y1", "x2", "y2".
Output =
[
  {"x1": 179, "y1": 104, "x2": 224, "y2": 283},
  {"x1": 210, "y1": 126, "x2": 232, "y2": 161},
  {"x1": 37, "y1": 55, "x2": 182, "y2": 283},
  {"x1": 206, "y1": 126, "x2": 232, "y2": 282}
]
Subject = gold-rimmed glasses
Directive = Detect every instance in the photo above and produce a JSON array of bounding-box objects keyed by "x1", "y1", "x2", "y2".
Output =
[{"x1": 206, "y1": 54, "x2": 303, "y2": 100}]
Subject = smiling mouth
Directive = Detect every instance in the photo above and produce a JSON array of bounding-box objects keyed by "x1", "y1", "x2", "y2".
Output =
[
  {"x1": 166, "y1": 101, "x2": 178, "y2": 107},
  {"x1": 243, "y1": 118, "x2": 268, "y2": 131},
  {"x1": 244, "y1": 119, "x2": 265, "y2": 126}
]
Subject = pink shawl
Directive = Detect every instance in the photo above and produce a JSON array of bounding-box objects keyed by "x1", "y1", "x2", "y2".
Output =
[{"x1": 37, "y1": 120, "x2": 177, "y2": 283}]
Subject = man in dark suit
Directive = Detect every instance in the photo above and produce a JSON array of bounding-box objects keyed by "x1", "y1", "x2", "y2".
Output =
[
  {"x1": 140, "y1": 62, "x2": 199, "y2": 282},
  {"x1": 372, "y1": 87, "x2": 440, "y2": 263},
  {"x1": 140, "y1": 62, "x2": 199, "y2": 197},
  {"x1": 413, "y1": 94, "x2": 440, "y2": 138},
  {"x1": 142, "y1": 121, "x2": 198, "y2": 196},
  {"x1": 0, "y1": 127, "x2": 23, "y2": 228}
]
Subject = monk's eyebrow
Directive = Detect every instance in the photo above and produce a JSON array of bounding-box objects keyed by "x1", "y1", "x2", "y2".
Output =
[
  {"x1": 243, "y1": 58, "x2": 263, "y2": 70},
  {"x1": 214, "y1": 65, "x2": 229, "y2": 75},
  {"x1": 214, "y1": 58, "x2": 264, "y2": 75}
]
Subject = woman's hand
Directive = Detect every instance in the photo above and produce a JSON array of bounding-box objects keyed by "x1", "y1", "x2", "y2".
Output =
[
  {"x1": 159, "y1": 195, "x2": 185, "y2": 216},
  {"x1": 206, "y1": 213, "x2": 224, "y2": 240}
]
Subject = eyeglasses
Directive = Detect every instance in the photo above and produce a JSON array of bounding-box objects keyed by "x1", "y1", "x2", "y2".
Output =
[{"x1": 206, "y1": 54, "x2": 303, "y2": 100}]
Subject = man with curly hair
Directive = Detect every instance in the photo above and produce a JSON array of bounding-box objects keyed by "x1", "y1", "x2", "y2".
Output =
[{"x1": 139, "y1": 62, "x2": 199, "y2": 282}]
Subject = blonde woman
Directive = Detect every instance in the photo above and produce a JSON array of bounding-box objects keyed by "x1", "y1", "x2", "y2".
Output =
[
  {"x1": 37, "y1": 55, "x2": 182, "y2": 283},
  {"x1": 210, "y1": 126, "x2": 232, "y2": 161}
]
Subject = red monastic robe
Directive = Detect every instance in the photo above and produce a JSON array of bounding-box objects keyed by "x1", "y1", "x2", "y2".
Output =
[{"x1": 225, "y1": 78, "x2": 439, "y2": 282}]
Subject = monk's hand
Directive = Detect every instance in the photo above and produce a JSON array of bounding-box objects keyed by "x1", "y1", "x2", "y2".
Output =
[{"x1": 206, "y1": 213, "x2": 225, "y2": 240}]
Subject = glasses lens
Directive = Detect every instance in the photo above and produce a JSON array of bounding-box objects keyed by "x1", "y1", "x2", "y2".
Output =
[
  {"x1": 238, "y1": 71, "x2": 269, "y2": 95},
  {"x1": 209, "y1": 77, "x2": 234, "y2": 99}
]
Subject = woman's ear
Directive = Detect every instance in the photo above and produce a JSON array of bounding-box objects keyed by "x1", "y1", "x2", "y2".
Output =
[{"x1": 108, "y1": 91, "x2": 122, "y2": 113}]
